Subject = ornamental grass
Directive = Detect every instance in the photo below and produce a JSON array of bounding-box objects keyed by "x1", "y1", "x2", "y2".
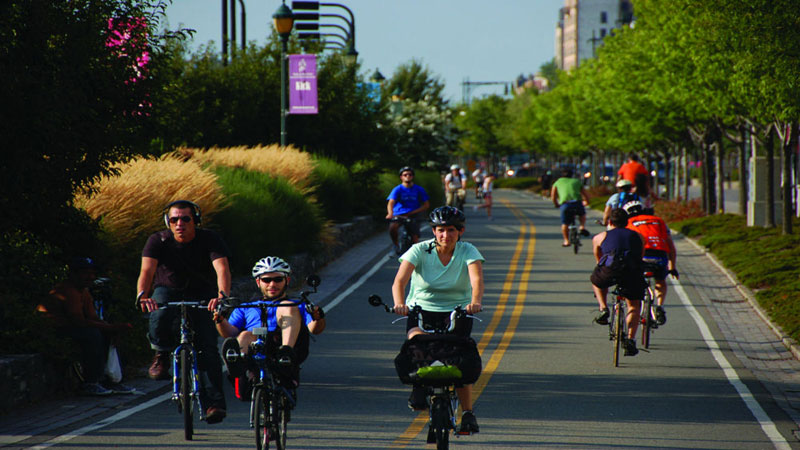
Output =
[
  {"x1": 73, "y1": 154, "x2": 226, "y2": 248},
  {"x1": 174, "y1": 145, "x2": 315, "y2": 190}
]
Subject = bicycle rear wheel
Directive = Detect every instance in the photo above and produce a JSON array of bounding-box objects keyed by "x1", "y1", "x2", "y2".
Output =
[
  {"x1": 642, "y1": 287, "x2": 655, "y2": 349},
  {"x1": 254, "y1": 387, "x2": 269, "y2": 450},
  {"x1": 612, "y1": 301, "x2": 624, "y2": 367},
  {"x1": 180, "y1": 348, "x2": 193, "y2": 440},
  {"x1": 569, "y1": 227, "x2": 579, "y2": 254}
]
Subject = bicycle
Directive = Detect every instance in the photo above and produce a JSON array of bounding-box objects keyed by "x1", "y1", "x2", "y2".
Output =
[
  {"x1": 568, "y1": 217, "x2": 581, "y2": 254},
  {"x1": 639, "y1": 263, "x2": 661, "y2": 350},
  {"x1": 389, "y1": 216, "x2": 415, "y2": 256},
  {"x1": 148, "y1": 299, "x2": 211, "y2": 441},
  {"x1": 220, "y1": 275, "x2": 321, "y2": 450},
  {"x1": 368, "y1": 295, "x2": 482, "y2": 450}
]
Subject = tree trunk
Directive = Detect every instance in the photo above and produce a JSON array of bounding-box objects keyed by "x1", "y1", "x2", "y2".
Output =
[
  {"x1": 715, "y1": 142, "x2": 725, "y2": 214},
  {"x1": 739, "y1": 126, "x2": 748, "y2": 216},
  {"x1": 766, "y1": 130, "x2": 776, "y2": 228},
  {"x1": 682, "y1": 147, "x2": 689, "y2": 201},
  {"x1": 701, "y1": 146, "x2": 708, "y2": 212},
  {"x1": 782, "y1": 123, "x2": 795, "y2": 235}
]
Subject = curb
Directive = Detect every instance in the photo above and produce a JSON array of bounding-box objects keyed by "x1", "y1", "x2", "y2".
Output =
[{"x1": 672, "y1": 229, "x2": 800, "y2": 362}]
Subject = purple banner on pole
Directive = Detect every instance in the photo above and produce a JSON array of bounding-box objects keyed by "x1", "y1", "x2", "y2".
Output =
[{"x1": 289, "y1": 54, "x2": 318, "y2": 114}]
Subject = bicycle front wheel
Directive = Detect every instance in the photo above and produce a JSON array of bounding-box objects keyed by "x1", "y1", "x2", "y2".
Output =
[
  {"x1": 431, "y1": 397, "x2": 450, "y2": 450},
  {"x1": 180, "y1": 348, "x2": 193, "y2": 441},
  {"x1": 271, "y1": 391, "x2": 287, "y2": 450},
  {"x1": 254, "y1": 387, "x2": 270, "y2": 450}
]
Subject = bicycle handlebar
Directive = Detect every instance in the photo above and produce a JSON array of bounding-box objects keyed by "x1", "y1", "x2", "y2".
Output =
[{"x1": 367, "y1": 294, "x2": 481, "y2": 333}]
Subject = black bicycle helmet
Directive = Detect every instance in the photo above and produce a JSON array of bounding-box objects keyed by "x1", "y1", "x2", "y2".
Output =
[
  {"x1": 428, "y1": 206, "x2": 466, "y2": 229},
  {"x1": 398, "y1": 166, "x2": 415, "y2": 176}
]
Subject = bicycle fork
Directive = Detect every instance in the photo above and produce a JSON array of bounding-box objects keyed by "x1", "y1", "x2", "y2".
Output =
[{"x1": 173, "y1": 343, "x2": 204, "y2": 420}]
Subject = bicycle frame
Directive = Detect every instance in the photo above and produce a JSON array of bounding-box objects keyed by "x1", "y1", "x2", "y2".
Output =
[{"x1": 608, "y1": 287, "x2": 627, "y2": 367}]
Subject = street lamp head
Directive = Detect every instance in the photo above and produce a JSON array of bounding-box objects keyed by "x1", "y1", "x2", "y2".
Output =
[
  {"x1": 344, "y1": 43, "x2": 358, "y2": 65},
  {"x1": 371, "y1": 68, "x2": 385, "y2": 83},
  {"x1": 272, "y1": 2, "x2": 295, "y2": 37}
]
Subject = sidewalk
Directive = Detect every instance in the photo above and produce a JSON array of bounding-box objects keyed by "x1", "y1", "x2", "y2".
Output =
[{"x1": 0, "y1": 230, "x2": 392, "y2": 449}]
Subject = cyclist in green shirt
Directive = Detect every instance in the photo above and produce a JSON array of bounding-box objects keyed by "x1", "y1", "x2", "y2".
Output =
[
  {"x1": 550, "y1": 168, "x2": 591, "y2": 246},
  {"x1": 392, "y1": 206, "x2": 484, "y2": 434}
]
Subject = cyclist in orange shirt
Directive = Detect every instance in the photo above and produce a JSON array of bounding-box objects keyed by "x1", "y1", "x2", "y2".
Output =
[
  {"x1": 622, "y1": 201, "x2": 678, "y2": 325},
  {"x1": 617, "y1": 153, "x2": 649, "y2": 184}
]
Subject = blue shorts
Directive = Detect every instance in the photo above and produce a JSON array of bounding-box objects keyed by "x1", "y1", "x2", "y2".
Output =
[
  {"x1": 560, "y1": 201, "x2": 585, "y2": 225},
  {"x1": 642, "y1": 250, "x2": 668, "y2": 280}
]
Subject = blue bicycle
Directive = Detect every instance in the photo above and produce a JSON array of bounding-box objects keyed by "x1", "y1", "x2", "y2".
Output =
[{"x1": 220, "y1": 275, "x2": 322, "y2": 450}]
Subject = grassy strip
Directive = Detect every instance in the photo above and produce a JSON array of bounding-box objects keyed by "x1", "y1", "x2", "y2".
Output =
[{"x1": 673, "y1": 214, "x2": 800, "y2": 343}]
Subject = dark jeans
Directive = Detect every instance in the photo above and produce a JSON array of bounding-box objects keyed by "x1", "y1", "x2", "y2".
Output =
[
  {"x1": 148, "y1": 286, "x2": 226, "y2": 409},
  {"x1": 60, "y1": 326, "x2": 107, "y2": 383}
]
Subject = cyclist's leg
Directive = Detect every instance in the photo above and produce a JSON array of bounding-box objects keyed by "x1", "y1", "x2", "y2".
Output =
[
  {"x1": 559, "y1": 203, "x2": 572, "y2": 245},
  {"x1": 408, "y1": 218, "x2": 422, "y2": 244},
  {"x1": 388, "y1": 221, "x2": 400, "y2": 246},
  {"x1": 576, "y1": 203, "x2": 589, "y2": 234},
  {"x1": 654, "y1": 277, "x2": 667, "y2": 306},
  {"x1": 275, "y1": 305, "x2": 302, "y2": 348},
  {"x1": 191, "y1": 308, "x2": 226, "y2": 411},
  {"x1": 445, "y1": 190, "x2": 455, "y2": 207},
  {"x1": 624, "y1": 297, "x2": 642, "y2": 339},
  {"x1": 148, "y1": 287, "x2": 177, "y2": 352}
]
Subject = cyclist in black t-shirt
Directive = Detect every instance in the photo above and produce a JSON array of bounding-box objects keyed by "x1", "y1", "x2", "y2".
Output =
[{"x1": 136, "y1": 200, "x2": 231, "y2": 424}]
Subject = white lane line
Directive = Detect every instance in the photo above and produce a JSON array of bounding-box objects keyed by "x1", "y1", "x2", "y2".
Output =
[
  {"x1": 324, "y1": 253, "x2": 389, "y2": 311},
  {"x1": 28, "y1": 392, "x2": 172, "y2": 449},
  {"x1": 671, "y1": 279, "x2": 791, "y2": 450}
]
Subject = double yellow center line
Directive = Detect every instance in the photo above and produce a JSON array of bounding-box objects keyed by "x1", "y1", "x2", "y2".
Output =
[{"x1": 391, "y1": 199, "x2": 536, "y2": 447}]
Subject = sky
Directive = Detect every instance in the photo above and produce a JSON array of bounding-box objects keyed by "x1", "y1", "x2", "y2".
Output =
[{"x1": 163, "y1": 0, "x2": 565, "y2": 104}]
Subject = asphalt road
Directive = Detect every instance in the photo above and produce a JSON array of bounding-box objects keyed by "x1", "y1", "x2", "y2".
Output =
[{"x1": 28, "y1": 189, "x2": 798, "y2": 450}]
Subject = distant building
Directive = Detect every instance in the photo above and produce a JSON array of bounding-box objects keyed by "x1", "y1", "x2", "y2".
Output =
[
  {"x1": 555, "y1": 0, "x2": 633, "y2": 71},
  {"x1": 514, "y1": 73, "x2": 550, "y2": 95}
]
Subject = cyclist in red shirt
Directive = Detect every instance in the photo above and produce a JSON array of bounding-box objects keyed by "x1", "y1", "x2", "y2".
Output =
[
  {"x1": 617, "y1": 153, "x2": 649, "y2": 184},
  {"x1": 622, "y1": 201, "x2": 678, "y2": 325}
]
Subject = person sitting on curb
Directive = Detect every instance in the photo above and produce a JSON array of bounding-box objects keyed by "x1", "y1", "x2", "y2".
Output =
[
  {"x1": 37, "y1": 257, "x2": 135, "y2": 396},
  {"x1": 210, "y1": 256, "x2": 325, "y2": 399}
]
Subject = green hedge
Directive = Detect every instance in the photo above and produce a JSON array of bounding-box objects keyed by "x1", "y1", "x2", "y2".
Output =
[
  {"x1": 493, "y1": 176, "x2": 540, "y2": 190},
  {"x1": 213, "y1": 167, "x2": 326, "y2": 275},
  {"x1": 311, "y1": 156, "x2": 356, "y2": 222}
]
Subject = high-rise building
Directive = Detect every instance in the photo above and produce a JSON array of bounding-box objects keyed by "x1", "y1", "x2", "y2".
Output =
[{"x1": 555, "y1": 0, "x2": 633, "y2": 71}]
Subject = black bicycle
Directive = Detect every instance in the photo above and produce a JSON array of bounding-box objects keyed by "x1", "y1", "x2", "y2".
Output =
[
  {"x1": 220, "y1": 275, "x2": 321, "y2": 450},
  {"x1": 390, "y1": 216, "x2": 415, "y2": 256},
  {"x1": 639, "y1": 263, "x2": 660, "y2": 350},
  {"x1": 369, "y1": 295, "x2": 481, "y2": 450}
]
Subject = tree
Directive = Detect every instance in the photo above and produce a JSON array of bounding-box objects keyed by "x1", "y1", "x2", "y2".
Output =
[{"x1": 384, "y1": 59, "x2": 448, "y2": 107}]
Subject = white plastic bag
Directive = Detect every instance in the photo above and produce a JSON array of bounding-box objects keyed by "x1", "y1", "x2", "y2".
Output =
[{"x1": 105, "y1": 344, "x2": 123, "y2": 383}]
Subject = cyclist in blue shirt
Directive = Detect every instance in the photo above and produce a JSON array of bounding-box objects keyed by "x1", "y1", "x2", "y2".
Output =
[
  {"x1": 210, "y1": 257, "x2": 325, "y2": 394},
  {"x1": 386, "y1": 166, "x2": 430, "y2": 254}
]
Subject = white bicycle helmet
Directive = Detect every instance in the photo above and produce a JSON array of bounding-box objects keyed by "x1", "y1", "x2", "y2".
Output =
[
  {"x1": 622, "y1": 200, "x2": 644, "y2": 216},
  {"x1": 252, "y1": 256, "x2": 292, "y2": 278}
]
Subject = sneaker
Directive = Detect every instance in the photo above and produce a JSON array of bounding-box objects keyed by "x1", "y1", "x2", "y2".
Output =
[
  {"x1": 221, "y1": 337, "x2": 245, "y2": 377},
  {"x1": 656, "y1": 306, "x2": 667, "y2": 325},
  {"x1": 79, "y1": 382, "x2": 113, "y2": 396},
  {"x1": 408, "y1": 385, "x2": 428, "y2": 411},
  {"x1": 624, "y1": 338, "x2": 639, "y2": 356},
  {"x1": 580, "y1": 228, "x2": 591, "y2": 237},
  {"x1": 205, "y1": 406, "x2": 226, "y2": 424},
  {"x1": 148, "y1": 351, "x2": 170, "y2": 380},
  {"x1": 102, "y1": 381, "x2": 136, "y2": 394},
  {"x1": 457, "y1": 411, "x2": 480, "y2": 435},
  {"x1": 594, "y1": 308, "x2": 610, "y2": 325},
  {"x1": 276, "y1": 345, "x2": 295, "y2": 366}
]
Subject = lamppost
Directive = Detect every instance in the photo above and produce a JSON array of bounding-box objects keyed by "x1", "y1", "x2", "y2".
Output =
[{"x1": 273, "y1": 1, "x2": 294, "y2": 147}]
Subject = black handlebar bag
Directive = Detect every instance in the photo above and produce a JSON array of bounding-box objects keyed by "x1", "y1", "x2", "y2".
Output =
[{"x1": 394, "y1": 334, "x2": 482, "y2": 387}]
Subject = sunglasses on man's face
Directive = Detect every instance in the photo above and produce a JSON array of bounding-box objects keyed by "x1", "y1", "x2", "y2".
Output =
[
  {"x1": 259, "y1": 276, "x2": 286, "y2": 284},
  {"x1": 169, "y1": 215, "x2": 193, "y2": 224}
]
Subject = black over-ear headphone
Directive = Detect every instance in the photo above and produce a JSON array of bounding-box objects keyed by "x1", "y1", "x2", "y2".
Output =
[{"x1": 162, "y1": 200, "x2": 202, "y2": 228}]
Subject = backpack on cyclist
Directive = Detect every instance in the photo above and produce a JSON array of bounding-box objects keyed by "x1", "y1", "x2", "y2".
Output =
[
  {"x1": 394, "y1": 334, "x2": 482, "y2": 386},
  {"x1": 617, "y1": 191, "x2": 640, "y2": 209}
]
